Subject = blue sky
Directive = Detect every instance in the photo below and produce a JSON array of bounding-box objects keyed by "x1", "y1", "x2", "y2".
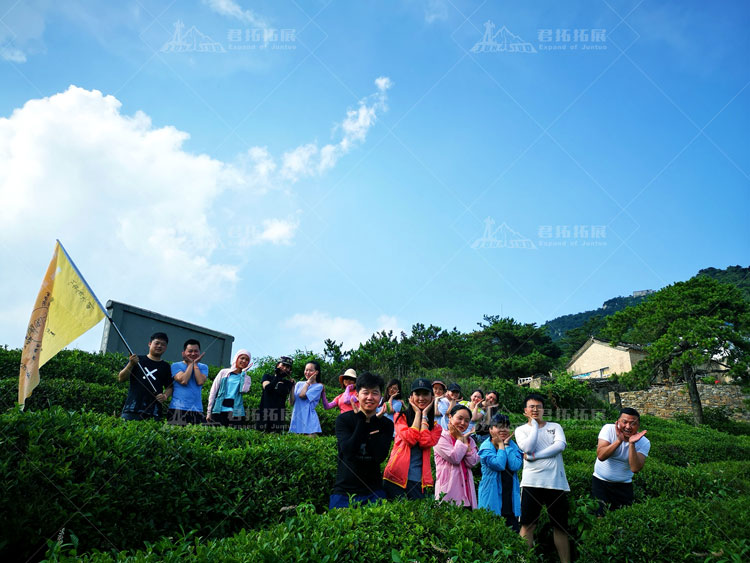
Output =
[{"x1": 1, "y1": 0, "x2": 747, "y2": 360}]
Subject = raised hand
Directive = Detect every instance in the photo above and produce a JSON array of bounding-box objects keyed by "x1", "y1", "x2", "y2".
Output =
[
  {"x1": 422, "y1": 398, "x2": 435, "y2": 416},
  {"x1": 628, "y1": 429, "x2": 647, "y2": 443},
  {"x1": 614, "y1": 421, "x2": 627, "y2": 443}
]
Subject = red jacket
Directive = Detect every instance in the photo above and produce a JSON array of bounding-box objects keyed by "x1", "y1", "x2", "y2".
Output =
[{"x1": 383, "y1": 412, "x2": 443, "y2": 490}]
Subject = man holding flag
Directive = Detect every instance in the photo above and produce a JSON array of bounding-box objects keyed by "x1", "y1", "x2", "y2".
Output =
[{"x1": 118, "y1": 332, "x2": 173, "y2": 421}]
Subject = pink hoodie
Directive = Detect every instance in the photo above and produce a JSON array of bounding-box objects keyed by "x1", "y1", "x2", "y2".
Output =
[{"x1": 433, "y1": 428, "x2": 479, "y2": 508}]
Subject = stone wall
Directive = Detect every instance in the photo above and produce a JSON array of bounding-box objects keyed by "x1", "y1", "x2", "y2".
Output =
[{"x1": 611, "y1": 384, "x2": 749, "y2": 422}]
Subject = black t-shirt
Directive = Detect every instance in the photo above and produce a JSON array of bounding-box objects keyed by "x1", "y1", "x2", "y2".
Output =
[
  {"x1": 259, "y1": 371, "x2": 294, "y2": 411},
  {"x1": 333, "y1": 410, "x2": 394, "y2": 495},
  {"x1": 121, "y1": 355, "x2": 172, "y2": 419},
  {"x1": 501, "y1": 465, "x2": 514, "y2": 515}
]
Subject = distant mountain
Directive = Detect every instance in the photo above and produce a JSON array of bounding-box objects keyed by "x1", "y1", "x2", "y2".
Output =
[
  {"x1": 697, "y1": 265, "x2": 750, "y2": 301},
  {"x1": 543, "y1": 265, "x2": 749, "y2": 343},
  {"x1": 543, "y1": 294, "x2": 650, "y2": 342}
]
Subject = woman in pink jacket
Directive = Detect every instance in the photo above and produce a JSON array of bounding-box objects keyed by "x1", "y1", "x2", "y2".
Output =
[{"x1": 434, "y1": 404, "x2": 480, "y2": 508}]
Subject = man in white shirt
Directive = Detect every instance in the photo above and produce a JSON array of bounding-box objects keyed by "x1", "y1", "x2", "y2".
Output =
[
  {"x1": 592, "y1": 407, "x2": 649, "y2": 515},
  {"x1": 515, "y1": 393, "x2": 570, "y2": 563}
]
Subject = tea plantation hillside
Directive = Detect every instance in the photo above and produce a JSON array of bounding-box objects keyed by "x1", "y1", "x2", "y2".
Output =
[{"x1": 1, "y1": 348, "x2": 749, "y2": 561}]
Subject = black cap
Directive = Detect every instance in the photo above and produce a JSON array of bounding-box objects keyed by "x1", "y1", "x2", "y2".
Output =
[
  {"x1": 447, "y1": 383, "x2": 461, "y2": 392},
  {"x1": 411, "y1": 378, "x2": 432, "y2": 393},
  {"x1": 279, "y1": 356, "x2": 293, "y2": 367}
]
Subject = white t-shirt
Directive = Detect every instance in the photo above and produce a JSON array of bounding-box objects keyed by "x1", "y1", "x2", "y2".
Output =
[
  {"x1": 515, "y1": 420, "x2": 569, "y2": 491},
  {"x1": 593, "y1": 423, "x2": 650, "y2": 483}
]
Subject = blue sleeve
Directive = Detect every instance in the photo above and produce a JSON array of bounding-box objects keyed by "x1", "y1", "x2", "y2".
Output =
[
  {"x1": 479, "y1": 443, "x2": 508, "y2": 472},
  {"x1": 171, "y1": 362, "x2": 182, "y2": 378},
  {"x1": 306, "y1": 383, "x2": 324, "y2": 403},
  {"x1": 506, "y1": 442, "x2": 523, "y2": 472}
]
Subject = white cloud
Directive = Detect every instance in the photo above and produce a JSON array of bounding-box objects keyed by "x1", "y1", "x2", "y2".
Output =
[
  {"x1": 0, "y1": 46, "x2": 27, "y2": 63},
  {"x1": 0, "y1": 79, "x2": 391, "y2": 348},
  {"x1": 280, "y1": 77, "x2": 392, "y2": 180},
  {"x1": 284, "y1": 311, "x2": 403, "y2": 352},
  {"x1": 203, "y1": 0, "x2": 266, "y2": 27}
]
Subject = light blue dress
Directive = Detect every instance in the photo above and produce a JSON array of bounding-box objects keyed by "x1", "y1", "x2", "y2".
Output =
[{"x1": 289, "y1": 381, "x2": 324, "y2": 434}]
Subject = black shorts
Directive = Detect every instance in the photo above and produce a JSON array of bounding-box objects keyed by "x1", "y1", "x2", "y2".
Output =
[
  {"x1": 520, "y1": 487, "x2": 569, "y2": 531},
  {"x1": 591, "y1": 476, "x2": 634, "y2": 515}
]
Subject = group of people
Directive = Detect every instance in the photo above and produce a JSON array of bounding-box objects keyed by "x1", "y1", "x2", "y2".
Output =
[
  {"x1": 117, "y1": 333, "x2": 295, "y2": 432},
  {"x1": 330, "y1": 372, "x2": 650, "y2": 563},
  {"x1": 118, "y1": 334, "x2": 650, "y2": 563}
]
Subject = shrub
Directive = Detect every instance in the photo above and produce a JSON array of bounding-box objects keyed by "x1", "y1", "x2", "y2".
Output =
[
  {"x1": 564, "y1": 460, "x2": 750, "y2": 504},
  {"x1": 0, "y1": 347, "x2": 129, "y2": 385},
  {"x1": 577, "y1": 496, "x2": 750, "y2": 562},
  {"x1": 0, "y1": 378, "x2": 126, "y2": 414},
  {"x1": 0, "y1": 408, "x2": 337, "y2": 561},
  {"x1": 50, "y1": 500, "x2": 535, "y2": 562}
]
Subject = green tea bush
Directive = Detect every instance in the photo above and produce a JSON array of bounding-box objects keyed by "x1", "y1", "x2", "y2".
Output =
[
  {"x1": 0, "y1": 408, "x2": 337, "y2": 561},
  {"x1": 51, "y1": 500, "x2": 535, "y2": 563},
  {"x1": 0, "y1": 347, "x2": 129, "y2": 384},
  {"x1": 0, "y1": 378, "x2": 126, "y2": 414},
  {"x1": 563, "y1": 460, "x2": 750, "y2": 505},
  {"x1": 577, "y1": 496, "x2": 750, "y2": 562}
]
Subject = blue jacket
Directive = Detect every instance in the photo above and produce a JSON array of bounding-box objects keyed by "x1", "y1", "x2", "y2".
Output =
[{"x1": 478, "y1": 438, "x2": 522, "y2": 517}]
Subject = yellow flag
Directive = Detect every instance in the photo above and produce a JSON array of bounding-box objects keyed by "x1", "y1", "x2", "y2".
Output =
[{"x1": 19, "y1": 241, "x2": 106, "y2": 406}]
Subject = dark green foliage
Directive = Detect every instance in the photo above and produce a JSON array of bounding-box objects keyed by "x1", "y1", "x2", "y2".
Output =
[
  {"x1": 0, "y1": 378, "x2": 126, "y2": 414},
  {"x1": 0, "y1": 347, "x2": 129, "y2": 384},
  {"x1": 601, "y1": 276, "x2": 750, "y2": 389},
  {"x1": 576, "y1": 496, "x2": 750, "y2": 562},
  {"x1": 674, "y1": 406, "x2": 750, "y2": 436},
  {"x1": 698, "y1": 265, "x2": 750, "y2": 301},
  {"x1": 50, "y1": 500, "x2": 535, "y2": 563},
  {"x1": 0, "y1": 408, "x2": 337, "y2": 561},
  {"x1": 544, "y1": 294, "x2": 650, "y2": 342}
]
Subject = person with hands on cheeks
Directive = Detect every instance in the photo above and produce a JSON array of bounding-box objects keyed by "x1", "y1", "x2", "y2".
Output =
[
  {"x1": 515, "y1": 393, "x2": 571, "y2": 563},
  {"x1": 329, "y1": 372, "x2": 394, "y2": 509},
  {"x1": 119, "y1": 332, "x2": 173, "y2": 421},
  {"x1": 382, "y1": 378, "x2": 443, "y2": 500},
  {"x1": 257, "y1": 355, "x2": 296, "y2": 433},
  {"x1": 478, "y1": 413, "x2": 523, "y2": 532},
  {"x1": 288, "y1": 361, "x2": 325, "y2": 436},
  {"x1": 437, "y1": 382, "x2": 461, "y2": 430},
  {"x1": 434, "y1": 404, "x2": 480, "y2": 508},
  {"x1": 377, "y1": 379, "x2": 403, "y2": 422},
  {"x1": 206, "y1": 349, "x2": 252, "y2": 427},
  {"x1": 475, "y1": 390, "x2": 501, "y2": 444},
  {"x1": 459, "y1": 389, "x2": 485, "y2": 435},
  {"x1": 320, "y1": 369, "x2": 358, "y2": 413},
  {"x1": 592, "y1": 407, "x2": 650, "y2": 515},
  {"x1": 168, "y1": 338, "x2": 208, "y2": 425}
]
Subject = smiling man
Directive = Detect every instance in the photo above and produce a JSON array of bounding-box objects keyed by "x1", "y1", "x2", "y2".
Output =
[
  {"x1": 592, "y1": 407, "x2": 650, "y2": 515},
  {"x1": 515, "y1": 392, "x2": 571, "y2": 563},
  {"x1": 168, "y1": 338, "x2": 208, "y2": 425},
  {"x1": 118, "y1": 332, "x2": 173, "y2": 421},
  {"x1": 329, "y1": 371, "x2": 394, "y2": 509}
]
